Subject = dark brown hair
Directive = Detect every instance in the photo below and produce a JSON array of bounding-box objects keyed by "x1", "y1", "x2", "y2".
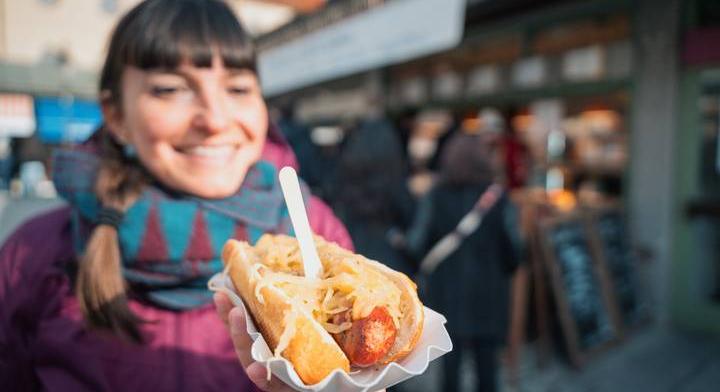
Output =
[
  {"x1": 439, "y1": 132, "x2": 498, "y2": 186},
  {"x1": 79, "y1": 0, "x2": 256, "y2": 342}
]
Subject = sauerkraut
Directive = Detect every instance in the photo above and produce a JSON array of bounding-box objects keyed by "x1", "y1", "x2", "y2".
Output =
[{"x1": 251, "y1": 234, "x2": 403, "y2": 337}]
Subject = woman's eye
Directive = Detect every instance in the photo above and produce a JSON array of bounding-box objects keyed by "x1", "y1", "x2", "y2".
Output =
[
  {"x1": 150, "y1": 85, "x2": 187, "y2": 96},
  {"x1": 227, "y1": 86, "x2": 251, "y2": 95}
]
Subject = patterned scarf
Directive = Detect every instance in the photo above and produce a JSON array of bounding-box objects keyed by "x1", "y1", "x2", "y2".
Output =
[{"x1": 52, "y1": 142, "x2": 305, "y2": 310}]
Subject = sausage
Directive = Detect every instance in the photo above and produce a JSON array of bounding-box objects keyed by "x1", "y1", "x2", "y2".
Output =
[{"x1": 332, "y1": 306, "x2": 397, "y2": 367}]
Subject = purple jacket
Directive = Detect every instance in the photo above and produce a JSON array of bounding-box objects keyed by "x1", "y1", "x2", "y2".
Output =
[{"x1": 0, "y1": 135, "x2": 353, "y2": 391}]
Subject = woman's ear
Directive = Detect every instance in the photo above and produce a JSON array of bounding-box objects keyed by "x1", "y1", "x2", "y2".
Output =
[{"x1": 100, "y1": 90, "x2": 128, "y2": 144}]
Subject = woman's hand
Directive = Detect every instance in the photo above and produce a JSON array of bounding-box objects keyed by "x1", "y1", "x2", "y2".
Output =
[
  {"x1": 214, "y1": 292, "x2": 386, "y2": 392},
  {"x1": 214, "y1": 292, "x2": 294, "y2": 392}
]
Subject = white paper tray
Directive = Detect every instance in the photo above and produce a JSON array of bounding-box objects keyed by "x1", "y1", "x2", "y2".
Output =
[{"x1": 208, "y1": 272, "x2": 452, "y2": 392}]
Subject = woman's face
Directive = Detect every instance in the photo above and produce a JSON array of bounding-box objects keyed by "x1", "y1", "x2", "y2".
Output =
[{"x1": 104, "y1": 56, "x2": 268, "y2": 199}]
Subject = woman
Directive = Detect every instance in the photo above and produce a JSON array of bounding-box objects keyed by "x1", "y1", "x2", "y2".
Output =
[
  {"x1": 406, "y1": 132, "x2": 523, "y2": 392},
  {"x1": 0, "y1": 1, "x2": 350, "y2": 391}
]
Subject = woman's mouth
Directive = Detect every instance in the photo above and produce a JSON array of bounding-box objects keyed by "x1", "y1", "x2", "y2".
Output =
[{"x1": 177, "y1": 144, "x2": 239, "y2": 165}]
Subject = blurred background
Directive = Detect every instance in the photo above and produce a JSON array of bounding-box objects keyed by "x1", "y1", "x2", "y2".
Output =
[{"x1": 1, "y1": 0, "x2": 719, "y2": 391}]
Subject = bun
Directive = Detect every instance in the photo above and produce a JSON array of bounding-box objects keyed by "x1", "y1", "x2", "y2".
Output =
[{"x1": 221, "y1": 234, "x2": 424, "y2": 384}]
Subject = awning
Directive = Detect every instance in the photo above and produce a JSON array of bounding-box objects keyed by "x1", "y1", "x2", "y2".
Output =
[{"x1": 258, "y1": 0, "x2": 466, "y2": 96}]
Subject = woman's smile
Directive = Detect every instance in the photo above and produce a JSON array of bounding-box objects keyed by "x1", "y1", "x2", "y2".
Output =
[{"x1": 176, "y1": 144, "x2": 240, "y2": 166}]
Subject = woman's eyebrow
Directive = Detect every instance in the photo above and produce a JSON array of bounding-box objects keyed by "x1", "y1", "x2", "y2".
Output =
[
  {"x1": 146, "y1": 68, "x2": 188, "y2": 79},
  {"x1": 225, "y1": 69, "x2": 254, "y2": 78}
]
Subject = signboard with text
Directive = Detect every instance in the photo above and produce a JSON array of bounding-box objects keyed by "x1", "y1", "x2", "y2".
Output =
[
  {"x1": 35, "y1": 96, "x2": 102, "y2": 144},
  {"x1": 258, "y1": 0, "x2": 466, "y2": 96}
]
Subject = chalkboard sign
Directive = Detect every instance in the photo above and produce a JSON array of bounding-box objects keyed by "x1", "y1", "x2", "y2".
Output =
[
  {"x1": 590, "y1": 208, "x2": 645, "y2": 328},
  {"x1": 539, "y1": 214, "x2": 620, "y2": 367}
]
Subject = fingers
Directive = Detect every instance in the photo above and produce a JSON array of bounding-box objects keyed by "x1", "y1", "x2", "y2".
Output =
[
  {"x1": 214, "y1": 292, "x2": 233, "y2": 326},
  {"x1": 228, "y1": 307, "x2": 256, "y2": 370},
  {"x1": 245, "y1": 362, "x2": 295, "y2": 392},
  {"x1": 213, "y1": 294, "x2": 255, "y2": 369},
  {"x1": 214, "y1": 292, "x2": 296, "y2": 392}
]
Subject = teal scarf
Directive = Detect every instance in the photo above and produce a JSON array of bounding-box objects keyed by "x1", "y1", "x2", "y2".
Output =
[{"x1": 52, "y1": 144, "x2": 306, "y2": 309}]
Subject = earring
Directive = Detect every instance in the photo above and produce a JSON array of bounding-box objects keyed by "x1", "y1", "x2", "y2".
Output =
[{"x1": 123, "y1": 144, "x2": 138, "y2": 159}]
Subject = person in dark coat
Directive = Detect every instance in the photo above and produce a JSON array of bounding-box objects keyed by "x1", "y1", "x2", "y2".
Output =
[
  {"x1": 331, "y1": 118, "x2": 416, "y2": 275},
  {"x1": 406, "y1": 131, "x2": 523, "y2": 392}
]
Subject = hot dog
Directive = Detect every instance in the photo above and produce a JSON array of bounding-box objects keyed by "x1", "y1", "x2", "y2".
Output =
[{"x1": 221, "y1": 234, "x2": 424, "y2": 385}]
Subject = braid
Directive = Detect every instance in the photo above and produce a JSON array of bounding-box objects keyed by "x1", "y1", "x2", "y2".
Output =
[{"x1": 76, "y1": 129, "x2": 148, "y2": 342}]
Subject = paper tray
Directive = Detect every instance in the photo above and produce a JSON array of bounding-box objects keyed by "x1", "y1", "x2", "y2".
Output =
[{"x1": 208, "y1": 272, "x2": 452, "y2": 392}]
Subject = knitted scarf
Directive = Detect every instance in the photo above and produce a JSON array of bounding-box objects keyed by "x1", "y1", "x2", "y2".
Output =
[{"x1": 52, "y1": 142, "x2": 305, "y2": 310}]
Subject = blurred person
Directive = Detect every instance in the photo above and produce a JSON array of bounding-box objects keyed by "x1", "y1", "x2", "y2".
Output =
[
  {"x1": 501, "y1": 121, "x2": 530, "y2": 190},
  {"x1": 270, "y1": 103, "x2": 347, "y2": 201},
  {"x1": 480, "y1": 107, "x2": 531, "y2": 190},
  {"x1": 410, "y1": 111, "x2": 456, "y2": 173},
  {"x1": 271, "y1": 103, "x2": 305, "y2": 148},
  {"x1": 304, "y1": 123, "x2": 346, "y2": 200},
  {"x1": 331, "y1": 118, "x2": 416, "y2": 275},
  {"x1": 18, "y1": 161, "x2": 49, "y2": 198},
  {"x1": 407, "y1": 110, "x2": 450, "y2": 172},
  {"x1": 405, "y1": 132, "x2": 523, "y2": 392},
  {"x1": 0, "y1": 1, "x2": 355, "y2": 391},
  {"x1": 271, "y1": 103, "x2": 328, "y2": 194},
  {"x1": 392, "y1": 108, "x2": 418, "y2": 165},
  {"x1": 9, "y1": 134, "x2": 54, "y2": 194},
  {"x1": 406, "y1": 110, "x2": 454, "y2": 197}
]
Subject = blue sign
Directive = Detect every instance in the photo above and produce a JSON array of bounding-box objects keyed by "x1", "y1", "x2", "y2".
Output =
[{"x1": 35, "y1": 96, "x2": 102, "y2": 143}]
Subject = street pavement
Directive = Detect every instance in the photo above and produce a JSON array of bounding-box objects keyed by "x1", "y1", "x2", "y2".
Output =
[
  {"x1": 503, "y1": 327, "x2": 720, "y2": 392},
  {"x1": 395, "y1": 326, "x2": 720, "y2": 392}
]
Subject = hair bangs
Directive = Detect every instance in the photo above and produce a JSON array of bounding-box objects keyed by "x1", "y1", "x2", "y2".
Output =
[{"x1": 119, "y1": 0, "x2": 255, "y2": 72}]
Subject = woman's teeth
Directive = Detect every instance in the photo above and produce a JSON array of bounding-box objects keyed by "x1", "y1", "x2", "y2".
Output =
[{"x1": 185, "y1": 145, "x2": 236, "y2": 158}]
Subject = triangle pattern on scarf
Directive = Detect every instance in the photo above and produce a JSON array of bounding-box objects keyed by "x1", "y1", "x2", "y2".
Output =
[
  {"x1": 233, "y1": 224, "x2": 249, "y2": 242},
  {"x1": 158, "y1": 200, "x2": 197, "y2": 261},
  {"x1": 184, "y1": 209, "x2": 213, "y2": 261},
  {"x1": 136, "y1": 204, "x2": 169, "y2": 262},
  {"x1": 205, "y1": 209, "x2": 236, "y2": 254},
  {"x1": 247, "y1": 225, "x2": 265, "y2": 245},
  {"x1": 119, "y1": 198, "x2": 152, "y2": 261}
]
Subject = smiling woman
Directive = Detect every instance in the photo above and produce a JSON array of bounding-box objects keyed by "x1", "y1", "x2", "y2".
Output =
[
  {"x1": 106, "y1": 62, "x2": 268, "y2": 198},
  {"x1": 0, "y1": 1, "x2": 354, "y2": 391}
]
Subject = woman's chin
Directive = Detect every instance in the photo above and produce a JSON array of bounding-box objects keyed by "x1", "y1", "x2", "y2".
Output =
[
  {"x1": 171, "y1": 176, "x2": 243, "y2": 199},
  {"x1": 147, "y1": 152, "x2": 258, "y2": 198}
]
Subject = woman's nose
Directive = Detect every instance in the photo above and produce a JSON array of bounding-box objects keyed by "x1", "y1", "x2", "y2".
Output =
[{"x1": 193, "y1": 96, "x2": 230, "y2": 134}]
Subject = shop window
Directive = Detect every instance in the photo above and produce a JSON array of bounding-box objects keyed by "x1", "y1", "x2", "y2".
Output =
[
  {"x1": 692, "y1": 71, "x2": 720, "y2": 302},
  {"x1": 512, "y1": 93, "x2": 628, "y2": 203},
  {"x1": 698, "y1": 79, "x2": 720, "y2": 193}
]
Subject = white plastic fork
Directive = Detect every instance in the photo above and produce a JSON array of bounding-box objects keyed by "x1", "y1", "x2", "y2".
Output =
[{"x1": 278, "y1": 166, "x2": 323, "y2": 279}]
